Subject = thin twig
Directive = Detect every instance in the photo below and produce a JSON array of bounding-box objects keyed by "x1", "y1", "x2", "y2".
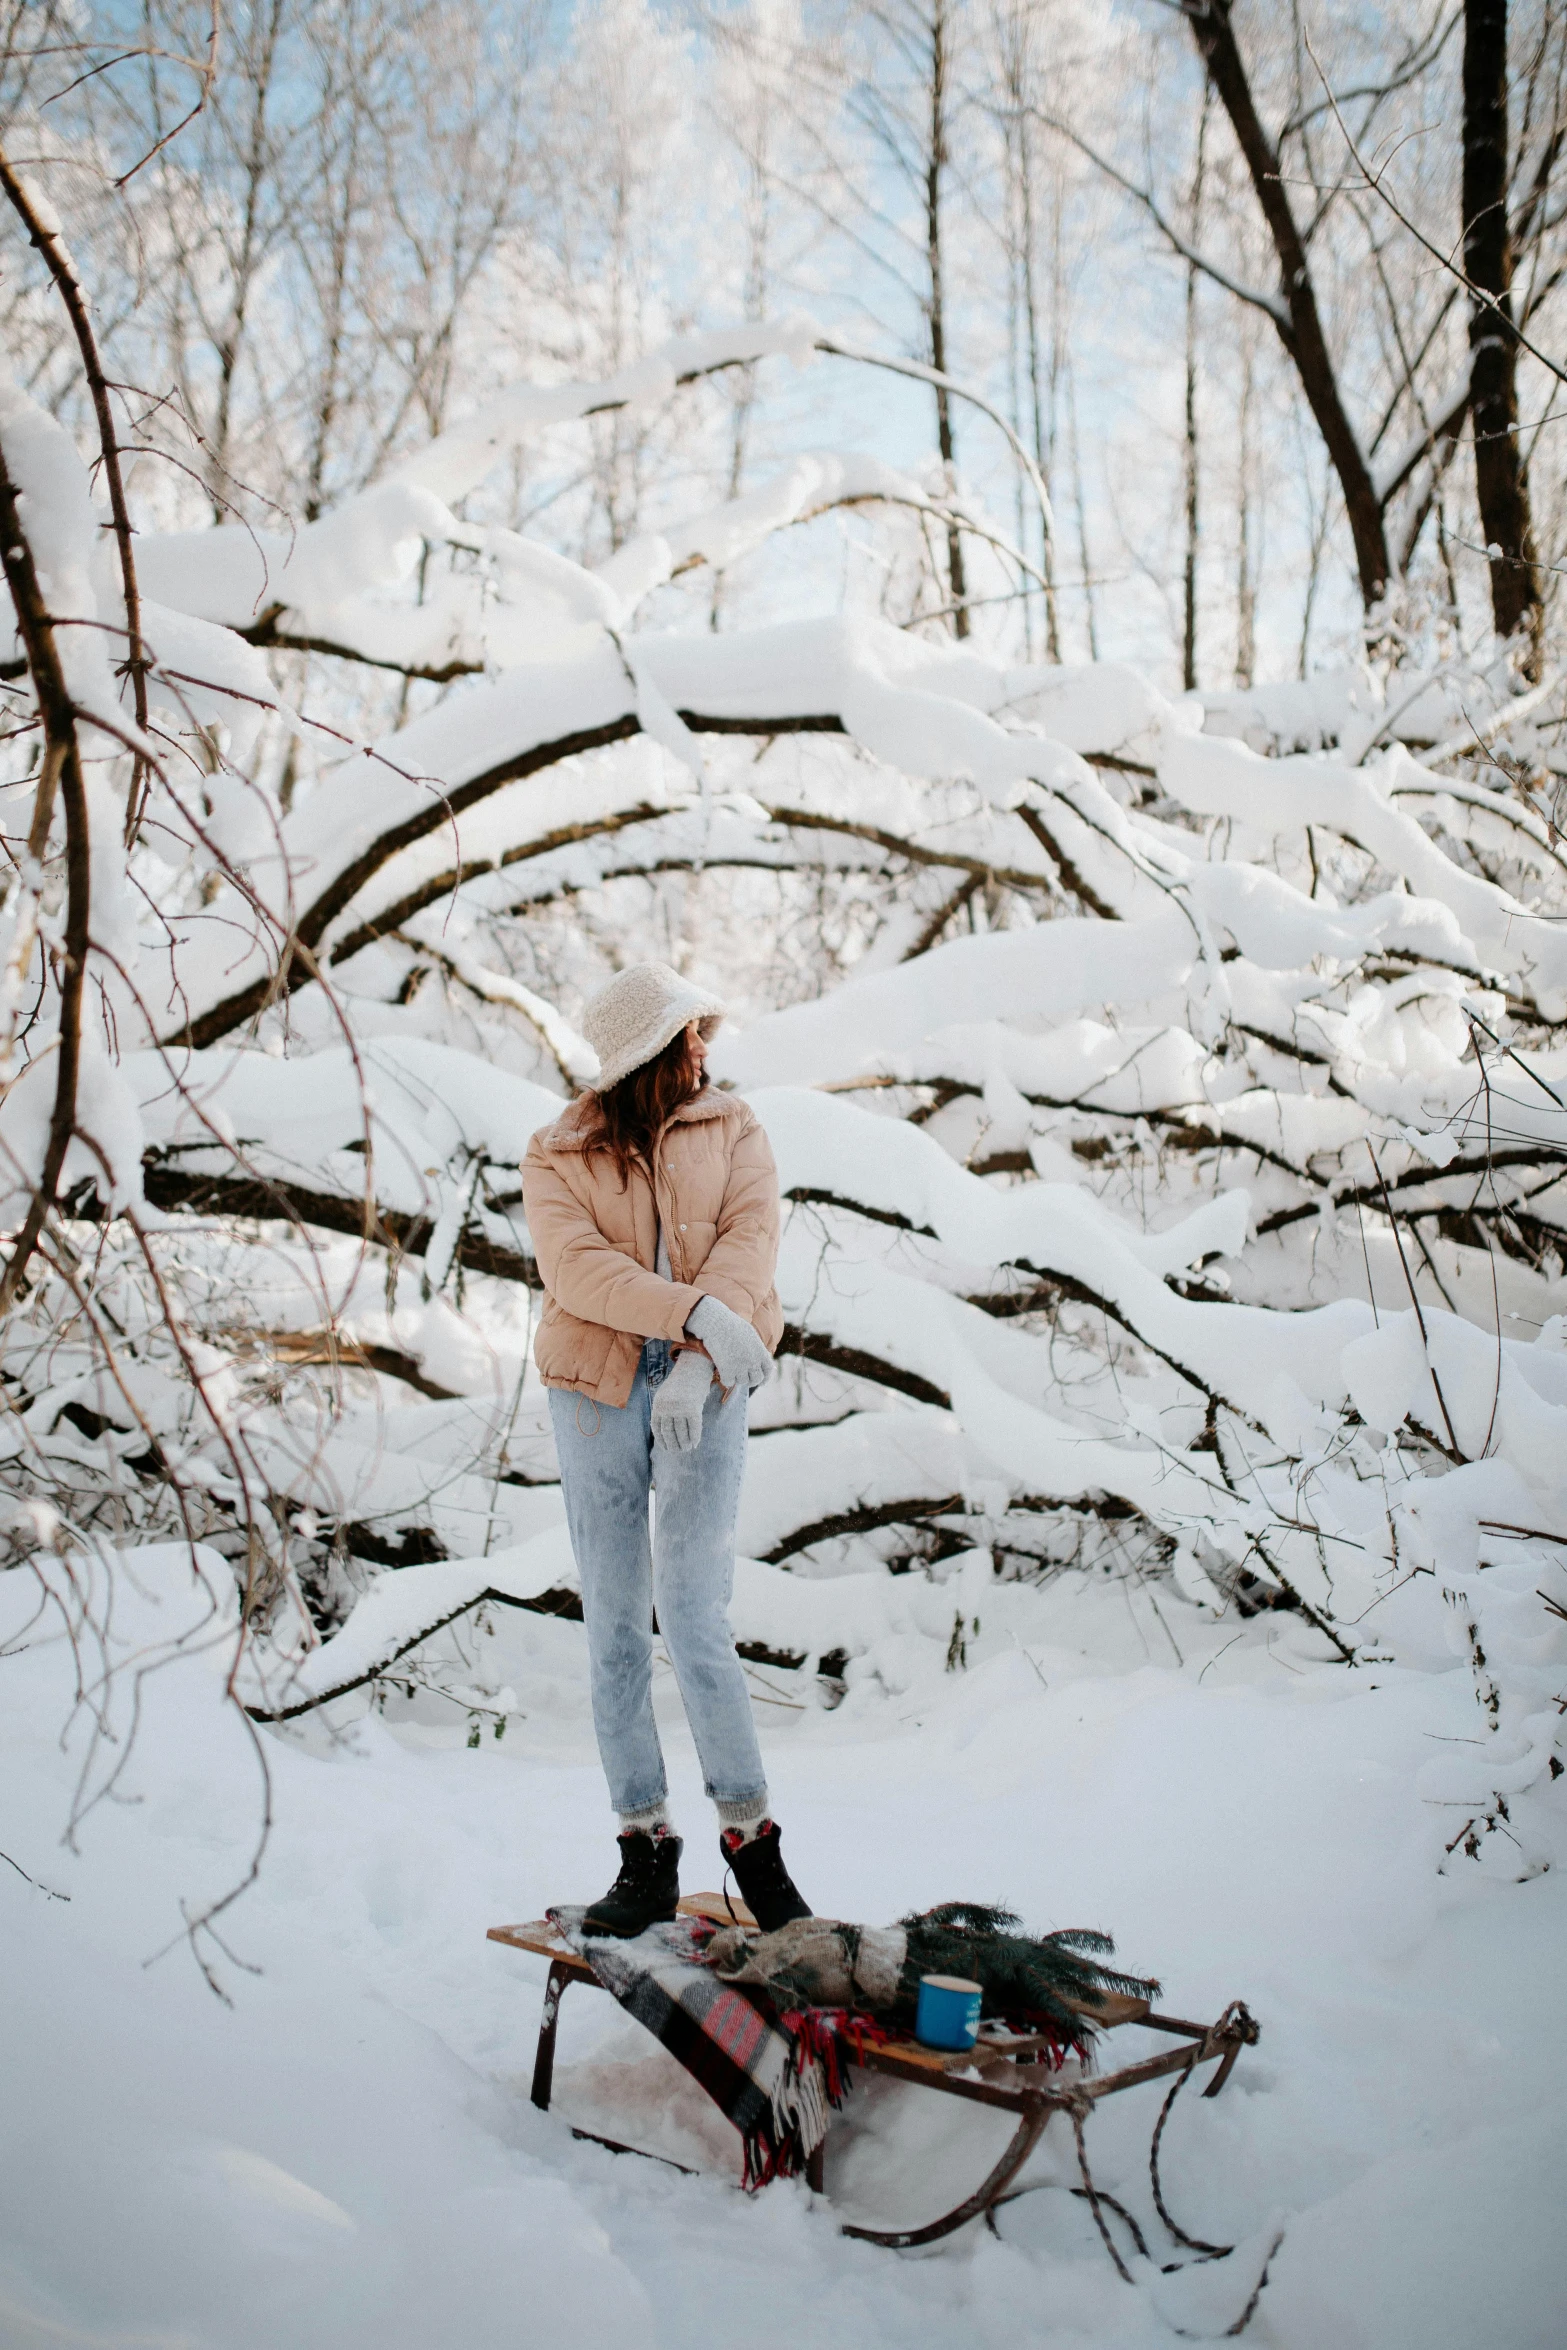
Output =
[{"x1": 1369, "y1": 1144, "x2": 1462, "y2": 1457}]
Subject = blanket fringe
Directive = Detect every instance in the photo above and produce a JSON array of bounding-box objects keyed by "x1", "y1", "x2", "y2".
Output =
[{"x1": 741, "y1": 2010, "x2": 887, "y2": 2190}]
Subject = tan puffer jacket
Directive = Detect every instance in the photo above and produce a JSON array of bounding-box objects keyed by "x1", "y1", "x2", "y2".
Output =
[{"x1": 521, "y1": 1087, "x2": 784, "y2": 1407}]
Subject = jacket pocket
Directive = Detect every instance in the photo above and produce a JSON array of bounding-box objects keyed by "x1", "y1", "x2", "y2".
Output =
[
  {"x1": 673, "y1": 1218, "x2": 717, "y2": 1278},
  {"x1": 535, "y1": 1306, "x2": 614, "y2": 1390}
]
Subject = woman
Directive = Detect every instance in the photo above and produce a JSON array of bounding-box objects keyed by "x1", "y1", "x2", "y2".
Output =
[{"x1": 522, "y1": 961, "x2": 813, "y2": 1939}]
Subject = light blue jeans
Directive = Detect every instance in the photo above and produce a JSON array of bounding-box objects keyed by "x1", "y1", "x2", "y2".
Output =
[{"x1": 549, "y1": 1342, "x2": 767, "y2": 1820}]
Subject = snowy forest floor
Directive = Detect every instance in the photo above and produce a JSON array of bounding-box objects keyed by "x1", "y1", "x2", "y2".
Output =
[{"x1": 2, "y1": 1548, "x2": 1562, "y2": 2350}]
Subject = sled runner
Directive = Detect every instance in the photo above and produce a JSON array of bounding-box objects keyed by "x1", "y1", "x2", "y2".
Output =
[{"x1": 488, "y1": 1897, "x2": 1259, "y2": 2256}]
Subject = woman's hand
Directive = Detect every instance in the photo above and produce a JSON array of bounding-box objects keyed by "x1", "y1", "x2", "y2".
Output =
[
  {"x1": 685, "y1": 1295, "x2": 773, "y2": 1394},
  {"x1": 651, "y1": 1347, "x2": 713, "y2": 1451}
]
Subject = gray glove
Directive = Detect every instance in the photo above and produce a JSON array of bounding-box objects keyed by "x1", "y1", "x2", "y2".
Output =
[
  {"x1": 686, "y1": 1294, "x2": 773, "y2": 1394},
  {"x1": 651, "y1": 1346, "x2": 713, "y2": 1451}
]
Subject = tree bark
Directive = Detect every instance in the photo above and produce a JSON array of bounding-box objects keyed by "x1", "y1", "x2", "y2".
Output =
[
  {"x1": 926, "y1": 0, "x2": 969, "y2": 636},
  {"x1": 209, "y1": 0, "x2": 289, "y2": 519},
  {"x1": 1183, "y1": 0, "x2": 1391, "y2": 611},
  {"x1": 1182, "y1": 89, "x2": 1209, "y2": 690},
  {"x1": 1463, "y1": 0, "x2": 1543, "y2": 665},
  {"x1": 1235, "y1": 334, "x2": 1256, "y2": 688},
  {"x1": 1020, "y1": 101, "x2": 1061, "y2": 658}
]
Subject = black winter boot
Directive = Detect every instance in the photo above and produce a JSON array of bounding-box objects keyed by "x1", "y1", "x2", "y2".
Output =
[
  {"x1": 582, "y1": 1827, "x2": 683, "y2": 1938},
  {"x1": 721, "y1": 1820, "x2": 813, "y2": 1933}
]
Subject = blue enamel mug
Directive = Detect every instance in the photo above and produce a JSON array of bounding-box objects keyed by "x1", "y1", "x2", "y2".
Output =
[{"x1": 915, "y1": 1973, "x2": 982, "y2": 2050}]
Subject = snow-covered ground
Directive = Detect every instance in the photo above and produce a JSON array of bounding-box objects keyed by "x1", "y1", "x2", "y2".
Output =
[{"x1": 3, "y1": 1540, "x2": 1561, "y2": 2350}]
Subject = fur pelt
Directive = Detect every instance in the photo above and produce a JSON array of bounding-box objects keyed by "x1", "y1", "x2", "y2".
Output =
[{"x1": 705, "y1": 1902, "x2": 1160, "y2": 2052}]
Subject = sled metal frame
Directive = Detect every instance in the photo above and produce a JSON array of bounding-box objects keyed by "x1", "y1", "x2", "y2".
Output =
[{"x1": 487, "y1": 1898, "x2": 1259, "y2": 2252}]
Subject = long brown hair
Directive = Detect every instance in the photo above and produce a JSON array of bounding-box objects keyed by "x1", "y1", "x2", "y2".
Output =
[{"x1": 585, "y1": 1025, "x2": 705, "y2": 1184}]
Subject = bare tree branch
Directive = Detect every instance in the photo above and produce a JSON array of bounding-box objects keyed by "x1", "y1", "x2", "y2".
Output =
[
  {"x1": 0, "y1": 435, "x2": 90, "y2": 1317},
  {"x1": 0, "y1": 146, "x2": 151, "y2": 837}
]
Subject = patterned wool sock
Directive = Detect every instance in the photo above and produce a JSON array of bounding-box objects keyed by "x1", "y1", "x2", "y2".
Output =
[
  {"x1": 618, "y1": 1799, "x2": 673, "y2": 1837},
  {"x1": 715, "y1": 1794, "x2": 771, "y2": 1846}
]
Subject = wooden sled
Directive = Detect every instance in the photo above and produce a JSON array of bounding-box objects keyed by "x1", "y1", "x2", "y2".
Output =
[{"x1": 488, "y1": 1895, "x2": 1259, "y2": 2258}]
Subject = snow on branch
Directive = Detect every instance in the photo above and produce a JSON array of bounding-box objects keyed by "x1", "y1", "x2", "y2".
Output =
[{"x1": 4, "y1": 254, "x2": 1565, "y2": 1892}]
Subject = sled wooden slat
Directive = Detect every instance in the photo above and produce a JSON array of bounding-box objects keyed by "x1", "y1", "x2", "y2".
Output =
[
  {"x1": 486, "y1": 1921, "x2": 592, "y2": 1973},
  {"x1": 488, "y1": 1903, "x2": 1258, "y2": 2254},
  {"x1": 487, "y1": 1888, "x2": 756, "y2": 1970}
]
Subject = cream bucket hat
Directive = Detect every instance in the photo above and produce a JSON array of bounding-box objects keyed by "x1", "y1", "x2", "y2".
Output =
[{"x1": 582, "y1": 962, "x2": 727, "y2": 1092}]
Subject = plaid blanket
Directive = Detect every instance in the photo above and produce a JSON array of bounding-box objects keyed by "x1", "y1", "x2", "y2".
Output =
[{"x1": 549, "y1": 1908, "x2": 836, "y2": 2186}]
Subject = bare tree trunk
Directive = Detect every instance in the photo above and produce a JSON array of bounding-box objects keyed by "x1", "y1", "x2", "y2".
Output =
[
  {"x1": 1235, "y1": 335, "x2": 1256, "y2": 689},
  {"x1": 1299, "y1": 445, "x2": 1330, "y2": 678},
  {"x1": 301, "y1": 58, "x2": 365, "y2": 525},
  {"x1": 210, "y1": 0, "x2": 289, "y2": 520},
  {"x1": 1463, "y1": 0, "x2": 1543, "y2": 667},
  {"x1": 1184, "y1": 0, "x2": 1392, "y2": 612},
  {"x1": 996, "y1": 3, "x2": 1061, "y2": 662},
  {"x1": 1182, "y1": 87, "x2": 1209, "y2": 691},
  {"x1": 713, "y1": 144, "x2": 771, "y2": 632},
  {"x1": 1066, "y1": 355, "x2": 1098, "y2": 658},
  {"x1": 1019, "y1": 111, "x2": 1060, "y2": 658},
  {"x1": 926, "y1": 0, "x2": 969, "y2": 636},
  {"x1": 1005, "y1": 149, "x2": 1032, "y2": 659}
]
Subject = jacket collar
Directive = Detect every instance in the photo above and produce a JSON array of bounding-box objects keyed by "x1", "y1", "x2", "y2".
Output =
[{"x1": 543, "y1": 1083, "x2": 741, "y2": 1154}]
